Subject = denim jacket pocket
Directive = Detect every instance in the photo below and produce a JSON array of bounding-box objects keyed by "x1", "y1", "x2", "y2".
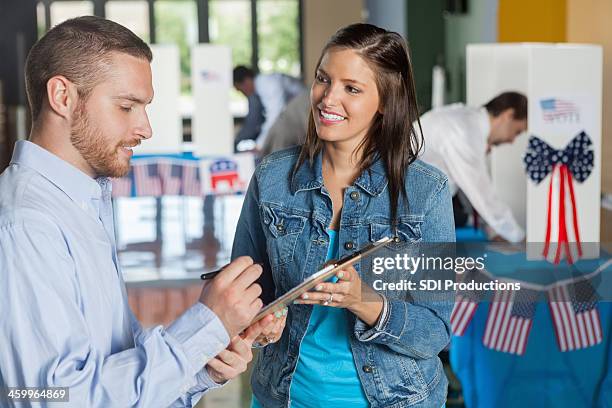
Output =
[
  {"x1": 369, "y1": 219, "x2": 423, "y2": 249},
  {"x1": 261, "y1": 205, "x2": 307, "y2": 266}
]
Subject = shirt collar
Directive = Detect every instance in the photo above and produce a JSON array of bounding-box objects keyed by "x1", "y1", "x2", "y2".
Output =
[
  {"x1": 477, "y1": 107, "x2": 491, "y2": 145},
  {"x1": 10, "y1": 141, "x2": 112, "y2": 210},
  {"x1": 290, "y1": 149, "x2": 388, "y2": 196}
]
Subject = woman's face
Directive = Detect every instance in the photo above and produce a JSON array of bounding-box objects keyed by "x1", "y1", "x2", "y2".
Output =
[{"x1": 310, "y1": 48, "x2": 381, "y2": 147}]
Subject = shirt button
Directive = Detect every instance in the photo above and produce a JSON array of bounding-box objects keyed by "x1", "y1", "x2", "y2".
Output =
[
  {"x1": 393, "y1": 236, "x2": 401, "y2": 243},
  {"x1": 276, "y1": 224, "x2": 286, "y2": 233},
  {"x1": 349, "y1": 191, "x2": 360, "y2": 201},
  {"x1": 344, "y1": 241, "x2": 354, "y2": 250},
  {"x1": 362, "y1": 365, "x2": 373, "y2": 373}
]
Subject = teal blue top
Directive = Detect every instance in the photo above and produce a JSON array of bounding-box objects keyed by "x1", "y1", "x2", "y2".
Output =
[{"x1": 252, "y1": 229, "x2": 368, "y2": 408}]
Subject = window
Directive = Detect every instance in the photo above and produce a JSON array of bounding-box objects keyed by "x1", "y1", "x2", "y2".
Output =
[
  {"x1": 257, "y1": 0, "x2": 300, "y2": 76},
  {"x1": 34, "y1": 0, "x2": 302, "y2": 114},
  {"x1": 106, "y1": 1, "x2": 150, "y2": 42},
  {"x1": 155, "y1": 0, "x2": 198, "y2": 95},
  {"x1": 49, "y1": 1, "x2": 94, "y2": 27},
  {"x1": 209, "y1": 0, "x2": 252, "y2": 68}
]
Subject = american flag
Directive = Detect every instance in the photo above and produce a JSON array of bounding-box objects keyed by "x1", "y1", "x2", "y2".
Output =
[
  {"x1": 111, "y1": 170, "x2": 133, "y2": 198},
  {"x1": 482, "y1": 288, "x2": 538, "y2": 355},
  {"x1": 157, "y1": 161, "x2": 183, "y2": 196},
  {"x1": 133, "y1": 163, "x2": 162, "y2": 197},
  {"x1": 450, "y1": 269, "x2": 487, "y2": 336},
  {"x1": 540, "y1": 98, "x2": 579, "y2": 122},
  {"x1": 182, "y1": 163, "x2": 202, "y2": 196},
  {"x1": 547, "y1": 279, "x2": 602, "y2": 352}
]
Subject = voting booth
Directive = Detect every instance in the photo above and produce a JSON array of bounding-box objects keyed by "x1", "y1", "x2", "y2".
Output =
[
  {"x1": 191, "y1": 44, "x2": 234, "y2": 156},
  {"x1": 134, "y1": 44, "x2": 182, "y2": 154},
  {"x1": 467, "y1": 44, "x2": 603, "y2": 261},
  {"x1": 455, "y1": 44, "x2": 608, "y2": 407}
]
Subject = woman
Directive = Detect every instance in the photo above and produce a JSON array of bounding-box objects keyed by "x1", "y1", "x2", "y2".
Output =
[{"x1": 232, "y1": 23, "x2": 455, "y2": 408}]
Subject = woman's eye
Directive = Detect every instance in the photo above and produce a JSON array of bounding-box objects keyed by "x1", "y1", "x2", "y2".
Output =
[
  {"x1": 316, "y1": 74, "x2": 329, "y2": 83},
  {"x1": 346, "y1": 86, "x2": 360, "y2": 94}
]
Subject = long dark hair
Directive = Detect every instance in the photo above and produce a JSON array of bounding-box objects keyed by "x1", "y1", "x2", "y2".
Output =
[{"x1": 293, "y1": 23, "x2": 423, "y2": 226}]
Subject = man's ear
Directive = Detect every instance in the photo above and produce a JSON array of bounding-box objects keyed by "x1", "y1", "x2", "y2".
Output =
[
  {"x1": 503, "y1": 107, "x2": 515, "y2": 121},
  {"x1": 46, "y1": 75, "x2": 78, "y2": 119}
]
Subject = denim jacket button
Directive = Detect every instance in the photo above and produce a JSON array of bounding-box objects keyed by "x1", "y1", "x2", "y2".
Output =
[
  {"x1": 344, "y1": 241, "x2": 354, "y2": 250},
  {"x1": 362, "y1": 365, "x2": 373, "y2": 373},
  {"x1": 276, "y1": 224, "x2": 286, "y2": 233},
  {"x1": 349, "y1": 191, "x2": 360, "y2": 201}
]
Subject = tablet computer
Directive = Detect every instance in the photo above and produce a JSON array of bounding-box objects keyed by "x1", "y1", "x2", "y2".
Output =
[{"x1": 251, "y1": 236, "x2": 392, "y2": 323}]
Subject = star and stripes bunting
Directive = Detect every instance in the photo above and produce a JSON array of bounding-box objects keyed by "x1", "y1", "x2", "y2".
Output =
[
  {"x1": 547, "y1": 278, "x2": 602, "y2": 352},
  {"x1": 482, "y1": 288, "x2": 539, "y2": 355},
  {"x1": 181, "y1": 162, "x2": 202, "y2": 196},
  {"x1": 111, "y1": 169, "x2": 133, "y2": 197},
  {"x1": 133, "y1": 163, "x2": 162, "y2": 197},
  {"x1": 157, "y1": 161, "x2": 183, "y2": 196},
  {"x1": 451, "y1": 268, "x2": 487, "y2": 336}
]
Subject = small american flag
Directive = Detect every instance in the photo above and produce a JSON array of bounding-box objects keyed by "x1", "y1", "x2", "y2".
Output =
[
  {"x1": 540, "y1": 98, "x2": 579, "y2": 122},
  {"x1": 157, "y1": 161, "x2": 183, "y2": 196},
  {"x1": 133, "y1": 163, "x2": 162, "y2": 197},
  {"x1": 111, "y1": 170, "x2": 133, "y2": 198},
  {"x1": 450, "y1": 269, "x2": 487, "y2": 336},
  {"x1": 482, "y1": 288, "x2": 538, "y2": 355},
  {"x1": 181, "y1": 163, "x2": 202, "y2": 196},
  {"x1": 547, "y1": 279, "x2": 602, "y2": 352}
]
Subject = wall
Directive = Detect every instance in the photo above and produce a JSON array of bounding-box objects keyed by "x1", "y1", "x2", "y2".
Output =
[
  {"x1": 498, "y1": 0, "x2": 566, "y2": 42},
  {"x1": 406, "y1": 0, "x2": 446, "y2": 112},
  {"x1": 566, "y1": 0, "x2": 612, "y2": 196},
  {"x1": 444, "y1": 0, "x2": 498, "y2": 104},
  {"x1": 301, "y1": 0, "x2": 364, "y2": 85},
  {"x1": 365, "y1": 0, "x2": 406, "y2": 38}
]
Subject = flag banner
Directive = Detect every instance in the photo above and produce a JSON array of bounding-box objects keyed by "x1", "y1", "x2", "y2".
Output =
[
  {"x1": 547, "y1": 277, "x2": 602, "y2": 352},
  {"x1": 482, "y1": 287, "x2": 539, "y2": 355},
  {"x1": 109, "y1": 153, "x2": 255, "y2": 198}
]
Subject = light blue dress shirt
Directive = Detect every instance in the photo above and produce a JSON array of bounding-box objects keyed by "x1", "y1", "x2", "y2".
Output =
[{"x1": 0, "y1": 141, "x2": 229, "y2": 407}]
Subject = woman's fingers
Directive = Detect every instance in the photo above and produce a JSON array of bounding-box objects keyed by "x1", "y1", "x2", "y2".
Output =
[
  {"x1": 295, "y1": 291, "x2": 345, "y2": 305},
  {"x1": 312, "y1": 281, "x2": 350, "y2": 294},
  {"x1": 336, "y1": 265, "x2": 357, "y2": 281}
]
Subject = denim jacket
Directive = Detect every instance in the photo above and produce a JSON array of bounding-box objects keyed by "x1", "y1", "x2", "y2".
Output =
[{"x1": 232, "y1": 147, "x2": 455, "y2": 408}]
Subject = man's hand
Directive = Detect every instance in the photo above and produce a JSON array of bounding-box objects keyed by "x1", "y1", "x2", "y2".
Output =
[
  {"x1": 206, "y1": 313, "x2": 280, "y2": 383},
  {"x1": 199, "y1": 256, "x2": 263, "y2": 338}
]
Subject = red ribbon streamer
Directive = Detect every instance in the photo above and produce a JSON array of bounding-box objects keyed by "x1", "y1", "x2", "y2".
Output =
[{"x1": 542, "y1": 164, "x2": 583, "y2": 264}]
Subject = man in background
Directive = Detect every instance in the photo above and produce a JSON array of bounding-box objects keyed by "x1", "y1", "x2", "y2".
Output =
[
  {"x1": 0, "y1": 16, "x2": 279, "y2": 407},
  {"x1": 418, "y1": 92, "x2": 528, "y2": 242},
  {"x1": 233, "y1": 65, "x2": 305, "y2": 151}
]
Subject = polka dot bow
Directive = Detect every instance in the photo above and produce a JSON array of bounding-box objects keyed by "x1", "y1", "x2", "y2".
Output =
[{"x1": 523, "y1": 131, "x2": 594, "y2": 184}]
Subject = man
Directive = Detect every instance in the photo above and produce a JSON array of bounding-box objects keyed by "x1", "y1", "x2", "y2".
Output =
[
  {"x1": 0, "y1": 17, "x2": 279, "y2": 407},
  {"x1": 233, "y1": 66, "x2": 305, "y2": 151},
  {"x1": 260, "y1": 90, "x2": 309, "y2": 157},
  {"x1": 418, "y1": 92, "x2": 528, "y2": 242}
]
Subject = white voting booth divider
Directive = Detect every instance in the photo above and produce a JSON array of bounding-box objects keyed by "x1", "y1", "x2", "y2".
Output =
[
  {"x1": 134, "y1": 44, "x2": 182, "y2": 154},
  {"x1": 191, "y1": 44, "x2": 234, "y2": 157},
  {"x1": 467, "y1": 44, "x2": 602, "y2": 261}
]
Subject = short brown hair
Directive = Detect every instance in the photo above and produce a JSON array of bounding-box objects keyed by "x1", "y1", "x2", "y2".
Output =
[
  {"x1": 25, "y1": 16, "x2": 152, "y2": 121},
  {"x1": 484, "y1": 91, "x2": 527, "y2": 120}
]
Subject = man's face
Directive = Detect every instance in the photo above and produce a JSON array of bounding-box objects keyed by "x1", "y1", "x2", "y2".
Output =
[
  {"x1": 489, "y1": 108, "x2": 527, "y2": 146},
  {"x1": 234, "y1": 77, "x2": 255, "y2": 97},
  {"x1": 70, "y1": 52, "x2": 153, "y2": 178}
]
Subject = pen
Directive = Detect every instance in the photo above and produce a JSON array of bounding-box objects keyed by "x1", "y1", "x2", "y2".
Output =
[
  {"x1": 200, "y1": 262, "x2": 265, "y2": 280},
  {"x1": 200, "y1": 269, "x2": 222, "y2": 280}
]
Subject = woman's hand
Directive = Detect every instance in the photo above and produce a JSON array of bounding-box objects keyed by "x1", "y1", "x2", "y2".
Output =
[
  {"x1": 294, "y1": 265, "x2": 383, "y2": 326},
  {"x1": 206, "y1": 309, "x2": 286, "y2": 383},
  {"x1": 253, "y1": 307, "x2": 288, "y2": 347}
]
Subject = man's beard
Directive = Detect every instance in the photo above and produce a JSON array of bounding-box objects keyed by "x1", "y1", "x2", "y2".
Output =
[{"x1": 70, "y1": 106, "x2": 130, "y2": 178}]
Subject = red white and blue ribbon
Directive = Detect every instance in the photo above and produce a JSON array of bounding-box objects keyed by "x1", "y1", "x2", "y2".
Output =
[{"x1": 523, "y1": 131, "x2": 594, "y2": 264}]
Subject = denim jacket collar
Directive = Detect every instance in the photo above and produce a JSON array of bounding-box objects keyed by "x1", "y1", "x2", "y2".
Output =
[{"x1": 290, "y1": 150, "x2": 388, "y2": 196}]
